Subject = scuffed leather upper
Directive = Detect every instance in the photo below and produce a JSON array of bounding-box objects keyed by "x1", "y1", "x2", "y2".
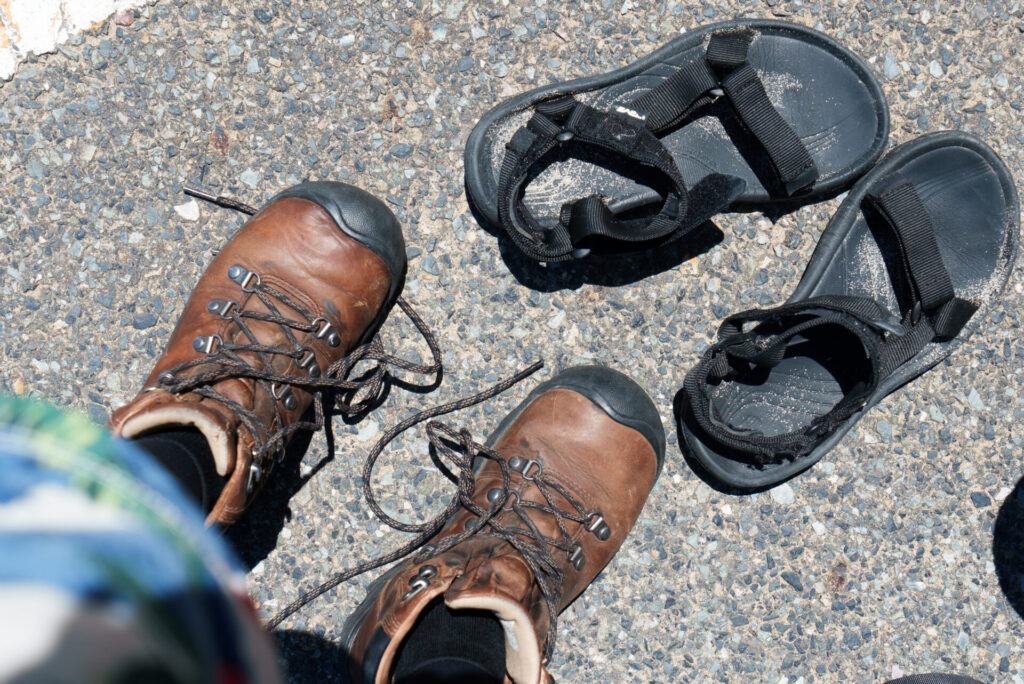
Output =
[
  {"x1": 110, "y1": 194, "x2": 396, "y2": 525},
  {"x1": 344, "y1": 387, "x2": 660, "y2": 684}
]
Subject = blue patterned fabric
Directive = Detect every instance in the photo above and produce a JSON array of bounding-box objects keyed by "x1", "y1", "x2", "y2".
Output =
[{"x1": 0, "y1": 396, "x2": 282, "y2": 684}]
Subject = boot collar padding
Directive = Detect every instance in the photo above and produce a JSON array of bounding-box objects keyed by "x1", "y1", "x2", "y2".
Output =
[
  {"x1": 118, "y1": 405, "x2": 234, "y2": 476},
  {"x1": 445, "y1": 594, "x2": 542, "y2": 684}
]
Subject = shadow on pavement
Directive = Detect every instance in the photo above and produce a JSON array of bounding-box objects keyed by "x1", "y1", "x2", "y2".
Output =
[
  {"x1": 466, "y1": 191, "x2": 726, "y2": 293},
  {"x1": 223, "y1": 425, "x2": 320, "y2": 570},
  {"x1": 274, "y1": 629, "x2": 351, "y2": 683},
  {"x1": 993, "y1": 475, "x2": 1024, "y2": 620}
]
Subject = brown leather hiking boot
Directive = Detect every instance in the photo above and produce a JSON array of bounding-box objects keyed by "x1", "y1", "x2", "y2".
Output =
[
  {"x1": 110, "y1": 182, "x2": 410, "y2": 526},
  {"x1": 339, "y1": 365, "x2": 665, "y2": 684}
]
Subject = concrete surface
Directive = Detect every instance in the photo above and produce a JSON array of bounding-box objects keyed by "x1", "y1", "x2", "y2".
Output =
[{"x1": 1, "y1": 1, "x2": 1023, "y2": 682}]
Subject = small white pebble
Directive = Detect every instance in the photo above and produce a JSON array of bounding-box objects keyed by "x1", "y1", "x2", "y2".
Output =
[
  {"x1": 770, "y1": 483, "x2": 795, "y2": 505},
  {"x1": 174, "y1": 199, "x2": 200, "y2": 221},
  {"x1": 357, "y1": 420, "x2": 380, "y2": 442}
]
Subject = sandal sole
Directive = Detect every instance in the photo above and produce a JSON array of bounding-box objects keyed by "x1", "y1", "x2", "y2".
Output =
[{"x1": 679, "y1": 130, "x2": 1020, "y2": 489}]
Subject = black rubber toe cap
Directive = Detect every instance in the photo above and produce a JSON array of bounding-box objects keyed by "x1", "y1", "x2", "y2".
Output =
[
  {"x1": 271, "y1": 181, "x2": 407, "y2": 299},
  {"x1": 488, "y1": 365, "x2": 666, "y2": 477}
]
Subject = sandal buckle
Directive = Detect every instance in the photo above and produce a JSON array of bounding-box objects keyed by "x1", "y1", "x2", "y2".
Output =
[
  {"x1": 910, "y1": 300, "x2": 923, "y2": 326},
  {"x1": 869, "y1": 315, "x2": 906, "y2": 338}
]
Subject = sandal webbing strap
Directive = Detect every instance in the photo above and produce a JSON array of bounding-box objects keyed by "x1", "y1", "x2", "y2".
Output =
[
  {"x1": 683, "y1": 294, "x2": 942, "y2": 463},
  {"x1": 630, "y1": 58, "x2": 719, "y2": 133},
  {"x1": 495, "y1": 28, "x2": 819, "y2": 261},
  {"x1": 497, "y1": 97, "x2": 694, "y2": 261},
  {"x1": 634, "y1": 28, "x2": 818, "y2": 195},
  {"x1": 862, "y1": 174, "x2": 977, "y2": 340}
]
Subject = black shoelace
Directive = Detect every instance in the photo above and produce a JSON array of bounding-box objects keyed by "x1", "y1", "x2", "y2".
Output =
[
  {"x1": 265, "y1": 359, "x2": 597, "y2": 664},
  {"x1": 165, "y1": 186, "x2": 443, "y2": 492}
]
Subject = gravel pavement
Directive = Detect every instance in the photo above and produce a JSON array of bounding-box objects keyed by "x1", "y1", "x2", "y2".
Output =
[{"x1": 1, "y1": 1, "x2": 1023, "y2": 682}]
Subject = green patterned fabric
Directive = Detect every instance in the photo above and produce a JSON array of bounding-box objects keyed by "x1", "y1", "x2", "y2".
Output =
[{"x1": 0, "y1": 395, "x2": 282, "y2": 684}]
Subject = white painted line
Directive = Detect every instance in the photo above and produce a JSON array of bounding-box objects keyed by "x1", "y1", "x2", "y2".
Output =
[{"x1": 0, "y1": 0, "x2": 151, "y2": 80}]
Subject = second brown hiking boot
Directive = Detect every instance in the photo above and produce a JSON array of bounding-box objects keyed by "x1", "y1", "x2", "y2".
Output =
[
  {"x1": 339, "y1": 365, "x2": 665, "y2": 684},
  {"x1": 110, "y1": 182, "x2": 409, "y2": 525}
]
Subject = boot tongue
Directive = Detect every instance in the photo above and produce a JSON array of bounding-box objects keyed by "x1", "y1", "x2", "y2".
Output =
[{"x1": 443, "y1": 537, "x2": 547, "y2": 684}]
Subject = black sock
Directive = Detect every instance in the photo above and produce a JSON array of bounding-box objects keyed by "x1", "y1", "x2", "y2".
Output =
[
  {"x1": 393, "y1": 600, "x2": 506, "y2": 684},
  {"x1": 132, "y1": 428, "x2": 225, "y2": 514}
]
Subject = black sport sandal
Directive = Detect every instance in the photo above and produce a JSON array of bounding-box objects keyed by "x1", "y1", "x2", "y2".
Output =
[
  {"x1": 679, "y1": 131, "x2": 1019, "y2": 488},
  {"x1": 465, "y1": 20, "x2": 889, "y2": 262}
]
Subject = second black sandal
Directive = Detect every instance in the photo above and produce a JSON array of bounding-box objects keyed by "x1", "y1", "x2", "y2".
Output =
[
  {"x1": 465, "y1": 19, "x2": 889, "y2": 262},
  {"x1": 679, "y1": 131, "x2": 1019, "y2": 488}
]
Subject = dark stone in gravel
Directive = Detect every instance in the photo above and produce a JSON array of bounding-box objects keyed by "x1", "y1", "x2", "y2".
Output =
[
  {"x1": 970, "y1": 491, "x2": 991, "y2": 508},
  {"x1": 844, "y1": 630, "x2": 862, "y2": 649},
  {"x1": 389, "y1": 143, "x2": 413, "y2": 158},
  {"x1": 421, "y1": 255, "x2": 439, "y2": 275},
  {"x1": 781, "y1": 571, "x2": 803, "y2": 592},
  {"x1": 132, "y1": 313, "x2": 157, "y2": 329}
]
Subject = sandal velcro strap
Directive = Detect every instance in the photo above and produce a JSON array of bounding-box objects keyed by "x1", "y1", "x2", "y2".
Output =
[
  {"x1": 683, "y1": 292, "x2": 958, "y2": 463},
  {"x1": 862, "y1": 173, "x2": 978, "y2": 340},
  {"x1": 497, "y1": 96, "x2": 695, "y2": 261},
  {"x1": 635, "y1": 28, "x2": 819, "y2": 195}
]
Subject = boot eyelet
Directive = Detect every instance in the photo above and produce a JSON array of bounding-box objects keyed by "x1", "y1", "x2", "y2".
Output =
[
  {"x1": 228, "y1": 265, "x2": 261, "y2": 292},
  {"x1": 245, "y1": 462, "x2": 261, "y2": 495},
  {"x1": 297, "y1": 348, "x2": 319, "y2": 376},
  {"x1": 208, "y1": 299, "x2": 238, "y2": 319},
  {"x1": 567, "y1": 542, "x2": 585, "y2": 570},
  {"x1": 192, "y1": 334, "x2": 222, "y2": 356},
  {"x1": 271, "y1": 383, "x2": 298, "y2": 410},
  {"x1": 501, "y1": 490, "x2": 521, "y2": 512},
  {"x1": 509, "y1": 457, "x2": 542, "y2": 481},
  {"x1": 241, "y1": 271, "x2": 261, "y2": 292},
  {"x1": 586, "y1": 512, "x2": 611, "y2": 541},
  {"x1": 312, "y1": 317, "x2": 341, "y2": 347},
  {"x1": 401, "y1": 565, "x2": 438, "y2": 601}
]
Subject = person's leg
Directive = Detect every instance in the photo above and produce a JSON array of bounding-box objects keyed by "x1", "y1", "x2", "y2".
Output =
[
  {"x1": 132, "y1": 428, "x2": 225, "y2": 513},
  {"x1": 391, "y1": 601, "x2": 506, "y2": 684},
  {"x1": 0, "y1": 395, "x2": 282, "y2": 683}
]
